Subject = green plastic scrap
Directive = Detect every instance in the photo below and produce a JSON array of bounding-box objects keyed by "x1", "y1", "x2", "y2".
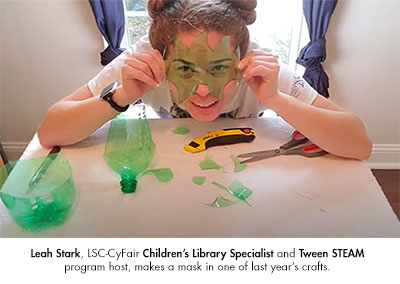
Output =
[
  {"x1": 199, "y1": 154, "x2": 223, "y2": 171},
  {"x1": 228, "y1": 180, "x2": 253, "y2": 201},
  {"x1": 172, "y1": 127, "x2": 190, "y2": 135},
  {"x1": 211, "y1": 181, "x2": 228, "y2": 191},
  {"x1": 230, "y1": 154, "x2": 247, "y2": 173},
  {"x1": 142, "y1": 168, "x2": 174, "y2": 182},
  {"x1": 207, "y1": 196, "x2": 238, "y2": 208},
  {"x1": 211, "y1": 180, "x2": 253, "y2": 207},
  {"x1": 192, "y1": 176, "x2": 206, "y2": 185}
]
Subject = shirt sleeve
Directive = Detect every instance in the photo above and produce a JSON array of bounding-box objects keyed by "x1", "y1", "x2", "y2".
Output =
[
  {"x1": 278, "y1": 65, "x2": 318, "y2": 105},
  {"x1": 87, "y1": 36, "x2": 152, "y2": 97}
]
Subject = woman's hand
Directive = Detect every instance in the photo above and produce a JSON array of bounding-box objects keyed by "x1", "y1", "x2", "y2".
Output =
[
  {"x1": 238, "y1": 49, "x2": 280, "y2": 107},
  {"x1": 117, "y1": 49, "x2": 165, "y2": 106}
]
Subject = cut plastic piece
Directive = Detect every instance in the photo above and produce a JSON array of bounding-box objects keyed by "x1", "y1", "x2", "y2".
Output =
[
  {"x1": 230, "y1": 154, "x2": 247, "y2": 173},
  {"x1": 207, "y1": 196, "x2": 238, "y2": 208},
  {"x1": 211, "y1": 180, "x2": 252, "y2": 206},
  {"x1": 103, "y1": 105, "x2": 155, "y2": 193},
  {"x1": 165, "y1": 31, "x2": 239, "y2": 103},
  {"x1": 142, "y1": 168, "x2": 174, "y2": 182},
  {"x1": 228, "y1": 180, "x2": 253, "y2": 201},
  {"x1": 172, "y1": 127, "x2": 190, "y2": 135},
  {"x1": 192, "y1": 176, "x2": 206, "y2": 185},
  {"x1": 199, "y1": 154, "x2": 223, "y2": 171},
  {"x1": 211, "y1": 181, "x2": 228, "y2": 190},
  {"x1": 0, "y1": 155, "x2": 75, "y2": 231}
]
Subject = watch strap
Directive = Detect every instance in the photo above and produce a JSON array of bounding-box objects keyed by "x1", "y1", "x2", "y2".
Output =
[{"x1": 103, "y1": 93, "x2": 129, "y2": 112}]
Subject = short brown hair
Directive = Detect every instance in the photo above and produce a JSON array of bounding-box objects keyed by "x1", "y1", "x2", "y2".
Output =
[{"x1": 147, "y1": 0, "x2": 257, "y2": 58}]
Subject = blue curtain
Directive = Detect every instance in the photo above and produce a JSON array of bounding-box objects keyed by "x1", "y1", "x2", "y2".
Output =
[
  {"x1": 89, "y1": 0, "x2": 126, "y2": 66},
  {"x1": 296, "y1": 0, "x2": 338, "y2": 98}
]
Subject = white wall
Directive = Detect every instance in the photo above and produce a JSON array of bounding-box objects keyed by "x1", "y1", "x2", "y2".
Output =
[
  {"x1": 0, "y1": 0, "x2": 103, "y2": 159},
  {"x1": 326, "y1": 0, "x2": 400, "y2": 167},
  {"x1": 1, "y1": 0, "x2": 399, "y2": 167}
]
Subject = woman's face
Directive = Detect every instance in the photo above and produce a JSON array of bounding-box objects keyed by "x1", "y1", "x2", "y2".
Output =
[{"x1": 165, "y1": 30, "x2": 238, "y2": 121}]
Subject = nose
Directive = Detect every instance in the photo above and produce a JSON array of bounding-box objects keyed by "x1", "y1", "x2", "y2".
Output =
[{"x1": 195, "y1": 84, "x2": 210, "y2": 97}]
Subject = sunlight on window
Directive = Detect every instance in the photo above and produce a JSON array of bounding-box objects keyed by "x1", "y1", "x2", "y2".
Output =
[{"x1": 249, "y1": 0, "x2": 306, "y2": 70}]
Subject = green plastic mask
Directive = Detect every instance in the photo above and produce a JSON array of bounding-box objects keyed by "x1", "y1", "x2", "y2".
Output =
[{"x1": 165, "y1": 32, "x2": 239, "y2": 104}]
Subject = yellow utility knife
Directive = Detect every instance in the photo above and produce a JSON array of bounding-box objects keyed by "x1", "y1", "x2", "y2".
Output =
[{"x1": 184, "y1": 128, "x2": 256, "y2": 153}]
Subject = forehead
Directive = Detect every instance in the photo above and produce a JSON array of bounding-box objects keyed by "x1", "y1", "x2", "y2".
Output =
[{"x1": 173, "y1": 29, "x2": 235, "y2": 52}]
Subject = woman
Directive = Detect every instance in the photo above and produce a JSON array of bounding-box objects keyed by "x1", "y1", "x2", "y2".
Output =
[{"x1": 37, "y1": 0, "x2": 372, "y2": 160}]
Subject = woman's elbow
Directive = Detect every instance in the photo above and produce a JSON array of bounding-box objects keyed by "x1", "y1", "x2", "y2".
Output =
[
  {"x1": 347, "y1": 114, "x2": 372, "y2": 160},
  {"x1": 358, "y1": 137, "x2": 373, "y2": 160},
  {"x1": 350, "y1": 137, "x2": 372, "y2": 160},
  {"x1": 37, "y1": 123, "x2": 55, "y2": 149}
]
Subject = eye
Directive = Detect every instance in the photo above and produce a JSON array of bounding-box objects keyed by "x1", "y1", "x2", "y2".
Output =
[
  {"x1": 210, "y1": 65, "x2": 229, "y2": 73},
  {"x1": 177, "y1": 65, "x2": 196, "y2": 73}
]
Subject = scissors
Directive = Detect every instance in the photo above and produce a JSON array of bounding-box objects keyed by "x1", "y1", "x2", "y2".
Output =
[{"x1": 237, "y1": 130, "x2": 327, "y2": 164}]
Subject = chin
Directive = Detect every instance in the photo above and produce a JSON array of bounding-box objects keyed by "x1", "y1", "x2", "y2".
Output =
[{"x1": 189, "y1": 112, "x2": 219, "y2": 121}]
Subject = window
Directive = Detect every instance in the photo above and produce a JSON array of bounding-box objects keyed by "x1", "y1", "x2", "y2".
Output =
[{"x1": 122, "y1": 0, "x2": 149, "y2": 47}]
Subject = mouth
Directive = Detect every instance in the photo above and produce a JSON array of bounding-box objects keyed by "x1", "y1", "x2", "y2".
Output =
[{"x1": 190, "y1": 100, "x2": 219, "y2": 112}]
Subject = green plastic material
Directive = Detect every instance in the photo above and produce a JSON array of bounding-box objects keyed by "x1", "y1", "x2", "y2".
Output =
[
  {"x1": 172, "y1": 127, "x2": 190, "y2": 135},
  {"x1": 211, "y1": 180, "x2": 252, "y2": 207},
  {"x1": 230, "y1": 154, "x2": 247, "y2": 173},
  {"x1": 104, "y1": 106, "x2": 155, "y2": 193},
  {"x1": 207, "y1": 196, "x2": 238, "y2": 208},
  {"x1": 199, "y1": 154, "x2": 223, "y2": 171},
  {"x1": 211, "y1": 181, "x2": 228, "y2": 191},
  {"x1": 228, "y1": 180, "x2": 253, "y2": 201},
  {"x1": 192, "y1": 176, "x2": 206, "y2": 185},
  {"x1": 142, "y1": 168, "x2": 174, "y2": 182},
  {"x1": 165, "y1": 32, "x2": 239, "y2": 104},
  {"x1": 0, "y1": 155, "x2": 75, "y2": 231}
]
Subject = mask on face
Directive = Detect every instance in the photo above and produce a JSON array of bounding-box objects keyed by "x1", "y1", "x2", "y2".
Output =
[{"x1": 165, "y1": 32, "x2": 239, "y2": 104}]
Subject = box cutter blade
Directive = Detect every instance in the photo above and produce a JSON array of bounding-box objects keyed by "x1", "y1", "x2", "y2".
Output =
[{"x1": 184, "y1": 128, "x2": 256, "y2": 153}]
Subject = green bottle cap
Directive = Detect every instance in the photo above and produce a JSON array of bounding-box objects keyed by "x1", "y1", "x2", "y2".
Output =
[{"x1": 120, "y1": 177, "x2": 137, "y2": 193}]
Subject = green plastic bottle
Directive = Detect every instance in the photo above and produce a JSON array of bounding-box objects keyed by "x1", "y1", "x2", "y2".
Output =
[
  {"x1": 103, "y1": 105, "x2": 155, "y2": 193},
  {"x1": 0, "y1": 155, "x2": 75, "y2": 231}
]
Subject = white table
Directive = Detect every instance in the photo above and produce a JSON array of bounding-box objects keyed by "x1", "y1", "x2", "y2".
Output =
[{"x1": 1, "y1": 116, "x2": 399, "y2": 237}]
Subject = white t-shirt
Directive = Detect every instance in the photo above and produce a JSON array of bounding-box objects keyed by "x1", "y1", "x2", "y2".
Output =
[{"x1": 88, "y1": 35, "x2": 318, "y2": 118}]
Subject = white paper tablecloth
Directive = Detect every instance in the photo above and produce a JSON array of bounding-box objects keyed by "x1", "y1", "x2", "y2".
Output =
[{"x1": 1, "y1": 117, "x2": 399, "y2": 237}]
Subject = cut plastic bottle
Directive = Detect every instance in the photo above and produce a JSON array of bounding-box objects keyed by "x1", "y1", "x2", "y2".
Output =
[
  {"x1": 0, "y1": 155, "x2": 75, "y2": 231},
  {"x1": 103, "y1": 105, "x2": 155, "y2": 193}
]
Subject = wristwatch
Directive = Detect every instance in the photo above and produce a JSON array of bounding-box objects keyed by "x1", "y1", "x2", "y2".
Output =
[{"x1": 100, "y1": 82, "x2": 129, "y2": 112}]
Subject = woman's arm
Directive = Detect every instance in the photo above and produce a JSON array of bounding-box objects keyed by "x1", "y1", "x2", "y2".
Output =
[
  {"x1": 239, "y1": 50, "x2": 372, "y2": 160},
  {"x1": 37, "y1": 50, "x2": 164, "y2": 148},
  {"x1": 37, "y1": 84, "x2": 129, "y2": 148},
  {"x1": 266, "y1": 93, "x2": 372, "y2": 160}
]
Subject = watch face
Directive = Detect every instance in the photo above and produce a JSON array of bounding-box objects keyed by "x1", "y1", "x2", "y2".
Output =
[{"x1": 100, "y1": 82, "x2": 118, "y2": 98}]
